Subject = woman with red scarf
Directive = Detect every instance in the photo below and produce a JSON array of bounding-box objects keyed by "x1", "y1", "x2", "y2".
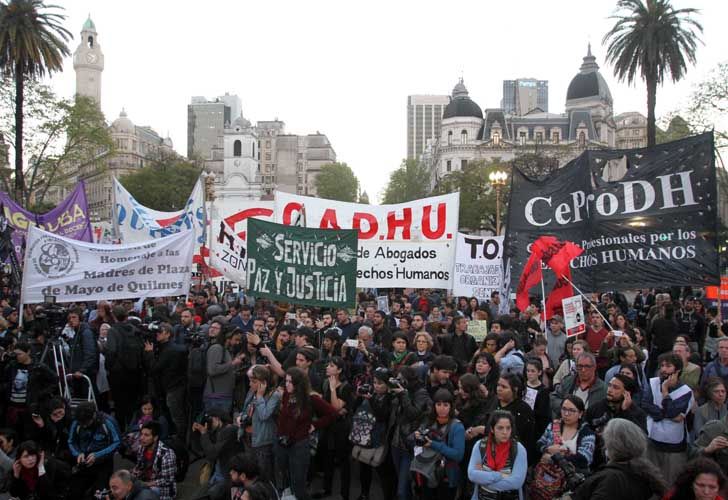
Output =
[
  {"x1": 8, "y1": 441, "x2": 61, "y2": 500},
  {"x1": 467, "y1": 410, "x2": 527, "y2": 500}
]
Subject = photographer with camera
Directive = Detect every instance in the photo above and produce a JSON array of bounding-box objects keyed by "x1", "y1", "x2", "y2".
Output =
[
  {"x1": 106, "y1": 306, "x2": 144, "y2": 430},
  {"x1": 240, "y1": 365, "x2": 280, "y2": 483},
  {"x1": 204, "y1": 326, "x2": 245, "y2": 414},
  {"x1": 143, "y1": 322, "x2": 188, "y2": 437},
  {"x1": 68, "y1": 401, "x2": 121, "y2": 500},
  {"x1": 192, "y1": 407, "x2": 239, "y2": 500}
]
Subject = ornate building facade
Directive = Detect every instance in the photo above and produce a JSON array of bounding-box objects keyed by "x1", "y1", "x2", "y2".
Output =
[{"x1": 424, "y1": 45, "x2": 618, "y2": 189}]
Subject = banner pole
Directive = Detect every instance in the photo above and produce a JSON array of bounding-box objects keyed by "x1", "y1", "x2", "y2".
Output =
[
  {"x1": 111, "y1": 177, "x2": 120, "y2": 242},
  {"x1": 559, "y1": 274, "x2": 614, "y2": 331},
  {"x1": 540, "y1": 274, "x2": 547, "y2": 327}
]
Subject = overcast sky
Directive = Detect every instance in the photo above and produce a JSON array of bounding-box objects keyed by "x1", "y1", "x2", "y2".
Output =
[{"x1": 48, "y1": 0, "x2": 727, "y2": 202}]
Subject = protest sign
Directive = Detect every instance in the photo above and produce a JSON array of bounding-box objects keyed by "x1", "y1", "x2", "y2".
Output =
[
  {"x1": 0, "y1": 182, "x2": 92, "y2": 258},
  {"x1": 377, "y1": 295, "x2": 390, "y2": 314},
  {"x1": 113, "y1": 177, "x2": 205, "y2": 247},
  {"x1": 246, "y1": 218, "x2": 357, "y2": 307},
  {"x1": 21, "y1": 225, "x2": 195, "y2": 303},
  {"x1": 453, "y1": 233, "x2": 503, "y2": 302},
  {"x1": 505, "y1": 133, "x2": 719, "y2": 290},
  {"x1": 467, "y1": 319, "x2": 489, "y2": 342},
  {"x1": 562, "y1": 295, "x2": 586, "y2": 337},
  {"x1": 209, "y1": 218, "x2": 248, "y2": 286},
  {"x1": 274, "y1": 191, "x2": 459, "y2": 288}
]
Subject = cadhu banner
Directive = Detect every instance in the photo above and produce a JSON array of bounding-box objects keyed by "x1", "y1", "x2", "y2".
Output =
[
  {"x1": 113, "y1": 177, "x2": 205, "y2": 248},
  {"x1": 453, "y1": 233, "x2": 504, "y2": 302},
  {"x1": 505, "y1": 133, "x2": 719, "y2": 290},
  {"x1": 246, "y1": 218, "x2": 357, "y2": 307},
  {"x1": 21, "y1": 225, "x2": 195, "y2": 304},
  {"x1": 274, "y1": 192, "x2": 459, "y2": 288},
  {"x1": 0, "y1": 182, "x2": 92, "y2": 258}
]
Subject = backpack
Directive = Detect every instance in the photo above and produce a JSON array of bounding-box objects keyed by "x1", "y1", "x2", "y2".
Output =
[
  {"x1": 349, "y1": 400, "x2": 377, "y2": 447},
  {"x1": 161, "y1": 436, "x2": 189, "y2": 483},
  {"x1": 117, "y1": 328, "x2": 144, "y2": 373},
  {"x1": 187, "y1": 344, "x2": 210, "y2": 390}
]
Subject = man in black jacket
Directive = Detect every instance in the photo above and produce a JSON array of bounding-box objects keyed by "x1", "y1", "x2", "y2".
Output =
[
  {"x1": 143, "y1": 322, "x2": 188, "y2": 437},
  {"x1": 67, "y1": 308, "x2": 99, "y2": 400},
  {"x1": 106, "y1": 306, "x2": 144, "y2": 430},
  {"x1": 441, "y1": 316, "x2": 477, "y2": 373}
]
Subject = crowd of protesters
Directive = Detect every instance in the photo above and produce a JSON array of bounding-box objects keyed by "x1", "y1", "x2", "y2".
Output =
[{"x1": 1, "y1": 276, "x2": 728, "y2": 500}]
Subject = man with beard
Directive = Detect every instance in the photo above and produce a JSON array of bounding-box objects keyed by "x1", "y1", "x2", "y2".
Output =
[
  {"x1": 640, "y1": 352, "x2": 693, "y2": 481},
  {"x1": 372, "y1": 310, "x2": 392, "y2": 349},
  {"x1": 172, "y1": 308, "x2": 197, "y2": 345},
  {"x1": 228, "y1": 453, "x2": 278, "y2": 500},
  {"x1": 676, "y1": 296, "x2": 705, "y2": 355},
  {"x1": 388, "y1": 300, "x2": 403, "y2": 330},
  {"x1": 335, "y1": 309, "x2": 360, "y2": 341},
  {"x1": 586, "y1": 374, "x2": 647, "y2": 467},
  {"x1": 314, "y1": 311, "x2": 334, "y2": 347}
]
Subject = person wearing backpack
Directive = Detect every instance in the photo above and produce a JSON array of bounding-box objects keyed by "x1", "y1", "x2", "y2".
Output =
[
  {"x1": 106, "y1": 306, "x2": 145, "y2": 430},
  {"x1": 67, "y1": 308, "x2": 100, "y2": 400},
  {"x1": 131, "y1": 420, "x2": 176, "y2": 500},
  {"x1": 408, "y1": 388, "x2": 465, "y2": 500},
  {"x1": 467, "y1": 410, "x2": 527, "y2": 500}
]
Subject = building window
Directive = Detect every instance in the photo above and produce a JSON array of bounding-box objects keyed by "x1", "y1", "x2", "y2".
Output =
[
  {"x1": 447, "y1": 131, "x2": 453, "y2": 146},
  {"x1": 492, "y1": 132, "x2": 501, "y2": 145},
  {"x1": 552, "y1": 131, "x2": 560, "y2": 144},
  {"x1": 266, "y1": 140, "x2": 271, "y2": 148},
  {"x1": 461, "y1": 159, "x2": 468, "y2": 169},
  {"x1": 579, "y1": 131, "x2": 586, "y2": 146},
  {"x1": 233, "y1": 140, "x2": 242, "y2": 157},
  {"x1": 461, "y1": 130, "x2": 468, "y2": 145},
  {"x1": 446, "y1": 160, "x2": 451, "y2": 172},
  {"x1": 535, "y1": 132, "x2": 543, "y2": 143},
  {"x1": 519, "y1": 132, "x2": 526, "y2": 146},
  {"x1": 265, "y1": 153, "x2": 271, "y2": 161}
]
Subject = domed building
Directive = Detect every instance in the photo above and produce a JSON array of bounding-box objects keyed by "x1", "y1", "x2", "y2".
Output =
[{"x1": 425, "y1": 45, "x2": 617, "y2": 189}]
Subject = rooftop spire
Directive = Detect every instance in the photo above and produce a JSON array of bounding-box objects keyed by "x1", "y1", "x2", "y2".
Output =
[{"x1": 579, "y1": 43, "x2": 599, "y2": 74}]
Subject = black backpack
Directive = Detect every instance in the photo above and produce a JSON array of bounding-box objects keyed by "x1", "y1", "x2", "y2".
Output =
[
  {"x1": 187, "y1": 344, "x2": 210, "y2": 390},
  {"x1": 115, "y1": 327, "x2": 144, "y2": 373},
  {"x1": 160, "y1": 436, "x2": 189, "y2": 483}
]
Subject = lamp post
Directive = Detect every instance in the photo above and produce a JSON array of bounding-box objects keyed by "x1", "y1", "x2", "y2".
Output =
[{"x1": 488, "y1": 170, "x2": 508, "y2": 235}]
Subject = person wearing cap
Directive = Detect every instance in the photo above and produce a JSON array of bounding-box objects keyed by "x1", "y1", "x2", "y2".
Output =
[
  {"x1": 2, "y1": 307, "x2": 18, "y2": 339},
  {"x1": 584, "y1": 373, "x2": 647, "y2": 467},
  {"x1": 408, "y1": 388, "x2": 465, "y2": 499},
  {"x1": 546, "y1": 315, "x2": 567, "y2": 367}
]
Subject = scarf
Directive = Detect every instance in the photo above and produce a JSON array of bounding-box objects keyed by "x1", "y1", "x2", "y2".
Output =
[
  {"x1": 485, "y1": 438, "x2": 511, "y2": 471},
  {"x1": 436, "y1": 415, "x2": 449, "y2": 426},
  {"x1": 392, "y1": 351, "x2": 409, "y2": 365},
  {"x1": 20, "y1": 466, "x2": 38, "y2": 492}
]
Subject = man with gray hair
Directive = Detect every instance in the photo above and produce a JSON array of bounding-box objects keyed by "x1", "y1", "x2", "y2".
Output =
[
  {"x1": 550, "y1": 352, "x2": 607, "y2": 417},
  {"x1": 342, "y1": 325, "x2": 383, "y2": 376},
  {"x1": 573, "y1": 419, "x2": 667, "y2": 499},
  {"x1": 108, "y1": 469, "x2": 159, "y2": 500}
]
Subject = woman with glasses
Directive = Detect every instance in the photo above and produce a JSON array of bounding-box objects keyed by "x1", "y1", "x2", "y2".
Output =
[{"x1": 537, "y1": 395, "x2": 595, "y2": 470}]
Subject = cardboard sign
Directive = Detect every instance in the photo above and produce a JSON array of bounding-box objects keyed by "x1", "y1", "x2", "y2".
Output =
[{"x1": 562, "y1": 295, "x2": 586, "y2": 337}]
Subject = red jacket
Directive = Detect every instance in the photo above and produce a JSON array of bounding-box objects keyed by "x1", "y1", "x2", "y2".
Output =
[{"x1": 277, "y1": 392, "x2": 338, "y2": 443}]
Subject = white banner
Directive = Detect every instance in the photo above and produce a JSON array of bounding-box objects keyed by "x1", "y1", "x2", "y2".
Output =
[
  {"x1": 21, "y1": 225, "x2": 195, "y2": 303},
  {"x1": 274, "y1": 192, "x2": 459, "y2": 288},
  {"x1": 562, "y1": 295, "x2": 586, "y2": 337},
  {"x1": 113, "y1": 177, "x2": 205, "y2": 247},
  {"x1": 209, "y1": 218, "x2": 248, "y2": 286},
  {"x1": 453, "y1": 233, "x2": 504, "y2": 301}
]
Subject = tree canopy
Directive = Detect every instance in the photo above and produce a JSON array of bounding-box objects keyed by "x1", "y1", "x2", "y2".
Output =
[
  {"x1": 120, "y1": 159, "x2": 202, "y2": 211},
  {"x1": 313, "y1": 162, "x2": 359, "y2": 202},
  {"x1": 603, "y1": 0, "x2": 702, "y2": 146},
  {"x1": 381, "y1": 159, "x2": 430, "y2": 204}
]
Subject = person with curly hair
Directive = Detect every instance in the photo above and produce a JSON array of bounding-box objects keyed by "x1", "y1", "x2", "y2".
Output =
[{"x1": 663, "y1": 458, "x2": 726, "y2": 500}]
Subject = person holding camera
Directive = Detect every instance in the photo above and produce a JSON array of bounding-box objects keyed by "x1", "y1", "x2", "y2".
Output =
[
  {"x1": 106, "y1": 469, "x2": 160, "y2": 500},
  {"x1": 204, "y1": 326, "x2": 245, "y2": 414},
  {"x1": 408, "y1": 388, "x2": 465, "y2": 500},
  {"x1": 143, "y1": 322, "x2": 188, "y2": 437},
  {"x1": 240, "y1": 364, "x2": 280, "y2": 483},
  {"x1": 274, "y1": 366, "x2": 338, "y2": 500},
  {"x1": 192, "y1": 407, "x2": 239, "y2": 499},
  {"x1": 68, "y1": 401, "x2": 121, "y2": 500},
  {"x1": 391, "y1": 365, "x2": 433, "y2": 500},
  {"x1": 313, "y1": 356, "x2": 355, "y2": 500},
  {"x1": 467, "y1": 410, "x2": 528, "y2": 500}
]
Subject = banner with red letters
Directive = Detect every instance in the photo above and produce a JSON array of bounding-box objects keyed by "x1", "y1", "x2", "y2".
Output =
[{"x1": 274, "y1": 192, "x2": 459, "y2": 288}]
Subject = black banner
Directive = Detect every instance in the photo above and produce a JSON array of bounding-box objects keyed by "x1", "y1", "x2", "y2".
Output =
[{"x1": 505, "y1": 133, "x2": 719, "y2": 290}]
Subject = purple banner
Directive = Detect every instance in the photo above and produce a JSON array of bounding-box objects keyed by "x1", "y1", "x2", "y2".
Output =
[{"x1": 0, "y1": 182, "x2": 93, "y2": 258}]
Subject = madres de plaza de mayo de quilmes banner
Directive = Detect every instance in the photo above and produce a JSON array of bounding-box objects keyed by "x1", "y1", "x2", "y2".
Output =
[
  {"x1": 505, "y1": 132, "x2": 719, "y2": 291},
  {"x1": 274, "y1": 191, "x2": 459, "y2": 288}
]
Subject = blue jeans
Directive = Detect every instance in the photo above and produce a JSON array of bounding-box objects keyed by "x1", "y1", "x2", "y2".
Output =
[
  {"x1": 392, "y1": 446, "x2": 413, "y2": 500},
  {"x1": 275, "y1": 437, "x2": 311, "y2": 500}
]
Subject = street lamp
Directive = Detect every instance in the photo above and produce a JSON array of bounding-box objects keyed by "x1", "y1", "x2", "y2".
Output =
[{"x1": 488, "y1": 170, "x2": 508, "y2": 235}]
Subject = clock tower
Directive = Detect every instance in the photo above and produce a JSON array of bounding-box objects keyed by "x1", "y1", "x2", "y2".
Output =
[{"x1": 73, "y1": 15, "x2": 104, "y2": 104}]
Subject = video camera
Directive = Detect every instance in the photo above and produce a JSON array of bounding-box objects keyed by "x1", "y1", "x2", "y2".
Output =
[{"x1": 33, "y1": 296, "x2": 69, "y2": 338}]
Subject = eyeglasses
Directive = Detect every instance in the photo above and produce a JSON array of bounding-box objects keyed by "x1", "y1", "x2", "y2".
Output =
[
  {"x1": 576, "y1": 364, "x2": 594, "y2": 370},
  {"x1": 561, "y1": 407, "x2": 579, "y2": 414}
]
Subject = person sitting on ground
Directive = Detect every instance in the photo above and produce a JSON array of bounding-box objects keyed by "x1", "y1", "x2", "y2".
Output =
[
  {"x1": 131, "y1": 421, "x2": 176, "y2": 500},
  {"x1": 108, "y1": 469, "x2": 160, "y2": 500}
]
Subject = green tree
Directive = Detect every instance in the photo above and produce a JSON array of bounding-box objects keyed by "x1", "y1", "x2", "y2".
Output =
[
  {"x1": 0, "y1": 77, "x2": 112, "y2": 206},
  {"x1": 603, "y1": 0, "x2": 702, "y2": 147},
  {"x1": 656, "y1": 115, "x2": 692, "y2": 144},
  {"x1": 381, "y1": 159, "x2": 430, "y2": 204},
  {"x1": 0, "y1": 0, "x2": 71, "y2": 202},
  {"x1": 120, "y1": 159, "x2": 202, "y2": 211},
  {"x1": 685, "y1": 61, "x2": 728, "y2": 151},
  {"x1": 433, "y1": 160, "x2": 511, "y2": 233},
  {"x1": 314, "y1": 162, "x2": 358, "y2": 202}
]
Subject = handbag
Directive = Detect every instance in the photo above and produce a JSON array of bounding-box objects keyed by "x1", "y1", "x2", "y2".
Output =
[
  {"x1": 198, "y1": 460, "x2": 213, "y2": 485},
  {"x1": 530, "y1": 461, "x2": 565, "y2": 500},
  {"x1": 351, "y1": 442, "x2": 388, "y2": 467}
]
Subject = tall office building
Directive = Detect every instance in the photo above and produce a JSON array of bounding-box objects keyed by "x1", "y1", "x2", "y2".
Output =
[
  {"x1": 187, "y1": 94, "x2": 242, "y2": 160},
  {"x1": 407, "y1": 95, "x2": 449, "y2": 160},
  {"x1": 502, "y1": 79, "x2": 548, "y2": 115}
]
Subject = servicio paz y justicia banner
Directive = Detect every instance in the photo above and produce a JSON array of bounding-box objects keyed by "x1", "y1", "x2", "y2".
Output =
[
  {"x1": 21, "y1": 225, "x2": 195, "y2": 303},
  {"x1": 274, "y1": 192, "x2": 459, "y2": 288}
]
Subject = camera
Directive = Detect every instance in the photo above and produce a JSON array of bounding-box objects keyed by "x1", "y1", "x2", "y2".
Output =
[
  {"x1": 551, "y1": 453, "x2": 586, "y2": 492},
  {"x1": 356, "y1": 384, "x2": 372, "y2": 396},
  {"x1": 389, "y1": 377, "x2": 406, "y2": 389},
  {"x1": 94, "y1": 488, "x2": 111, "y2": 499},
  {"x1": 277, "y1": 435, "x2": 292, "y2": 448},
  {"x1": 415, "y1": 427, "x2": 443, "y2": 446}
]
